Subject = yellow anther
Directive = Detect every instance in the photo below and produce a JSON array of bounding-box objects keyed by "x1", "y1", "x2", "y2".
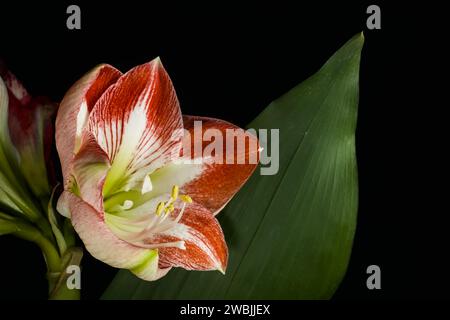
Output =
[
  {"x1": 171, "y1": 185, "x2": 179, "y2": 200},
  {"x1": 180, "y1": 195, "x2": 193, "y2": 203},
  {"x1": 156, "y1": 202, "x2": 165, "y2": 216}
]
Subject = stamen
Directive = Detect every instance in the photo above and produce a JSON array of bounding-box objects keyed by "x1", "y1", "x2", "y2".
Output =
[
  {"x1": 156, "y1": 202, "x2": 165, "y2": 216},
  {"x1": 175, "y1": 202, "x2": 187, "y2": 223},
  {"x1": 171, "y1": 185, "x2": 179, "y2": 200},
  {"x1": 115, "y1": 185, "x2": 194, "y2": 250},
  {"x1": 180, "y1": 195, "x2": 192, "y2": 203},
  {"x1": 165, "y1": 204, "x2": 175, "y2": 214}
]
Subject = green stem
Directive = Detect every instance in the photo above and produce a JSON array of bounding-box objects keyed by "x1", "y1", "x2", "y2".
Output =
[
  {"x1": 48, "y1": 247, "x2": 83, "y2": 300},
  {"x1": 49, "y1": 282, "x2": 81, "y2": 300},
  {"x1": 14, "y1": 220, "x2": 83, "y2": 299},
  {"x1": 13, "y1": 220, "x2": 62, "y2": 273},
  {"x1": 35, "y1": 215, "x2": 55, "y2": 243},
  {"x1": 5, "y1": 203, "x2": 83, "y2": 300}
]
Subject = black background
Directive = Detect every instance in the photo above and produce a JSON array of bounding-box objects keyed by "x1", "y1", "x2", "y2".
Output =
[{"x1": 0, "y1": 1, "x2": 442, "y2": 300}]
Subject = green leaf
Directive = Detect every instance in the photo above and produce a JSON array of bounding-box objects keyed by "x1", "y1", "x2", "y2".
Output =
[
  {"x1": 0, "y1": 213, "x2": 19, "y2": 236},
  {"x1": 0, "y1": 184, "x2": 22, "y2": 213},
  {"x1": 0, "y1": 169, "x2": 39, "y2": 220},
  {"x1": 102, "y1": 33, "x2": 363, "y2": 299}
]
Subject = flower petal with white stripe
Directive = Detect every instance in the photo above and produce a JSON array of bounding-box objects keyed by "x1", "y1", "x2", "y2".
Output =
[{"x1": 87, "y1": 59, "x2": 183, "y2": 197}]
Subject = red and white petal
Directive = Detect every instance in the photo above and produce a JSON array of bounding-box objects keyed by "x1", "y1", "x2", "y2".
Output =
[
  {"x1": 56, "y1": 64, "x2": 122, "y2": 187},
  {"x1": 180, "y1": 116, "x2": 260, "y2": 214},
  {"x1": 56, "y1": 190, "x2": 72, "y2": 218},
  {"x1": 145, "y1": 201, "x2": 228, "y2": 273},
  {"x1": 87, "y1": 58, "x2": 183, "y2": 197},
  {"x1": 0, "y1": 61, "x2": 31, "y2": 105},
  {"x1": 71, "y1": 131, "x2": 110, "y2": 212},
  {"x1": 65, "y1": 191, "x2": 169, "y2": 281},
  {"x1": 7, "y1": 94, "x2": 57, "y2": 198},
  {"x1": 126, "y1": 116, "x2": 260, "y2": 212}
]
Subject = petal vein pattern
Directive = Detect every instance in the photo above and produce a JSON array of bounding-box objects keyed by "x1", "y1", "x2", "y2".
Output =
[{"x1": 87, "y1": 61, "x2": 183, "y2": 196}]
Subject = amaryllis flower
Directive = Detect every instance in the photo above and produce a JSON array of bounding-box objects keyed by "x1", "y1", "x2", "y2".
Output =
[
  {"x1": 0, "y1": 62, "x2": 57, "y2": 218},
  {"x1": 56, "y1": 58, "x2": 259, "y2": 280}
]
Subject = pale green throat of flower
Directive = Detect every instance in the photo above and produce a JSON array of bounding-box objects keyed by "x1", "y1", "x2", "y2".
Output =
[{"x1": 102, "y1": 174, "x2": 193, "y2": 250}]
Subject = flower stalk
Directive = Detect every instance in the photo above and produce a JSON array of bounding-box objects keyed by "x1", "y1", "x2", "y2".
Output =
[
  {"x1": 2, "y1": 209, "x2": 82, "y2": 299},
  {"x1": 12, "y1": 218, "x2": 62, "y2": 273}
]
